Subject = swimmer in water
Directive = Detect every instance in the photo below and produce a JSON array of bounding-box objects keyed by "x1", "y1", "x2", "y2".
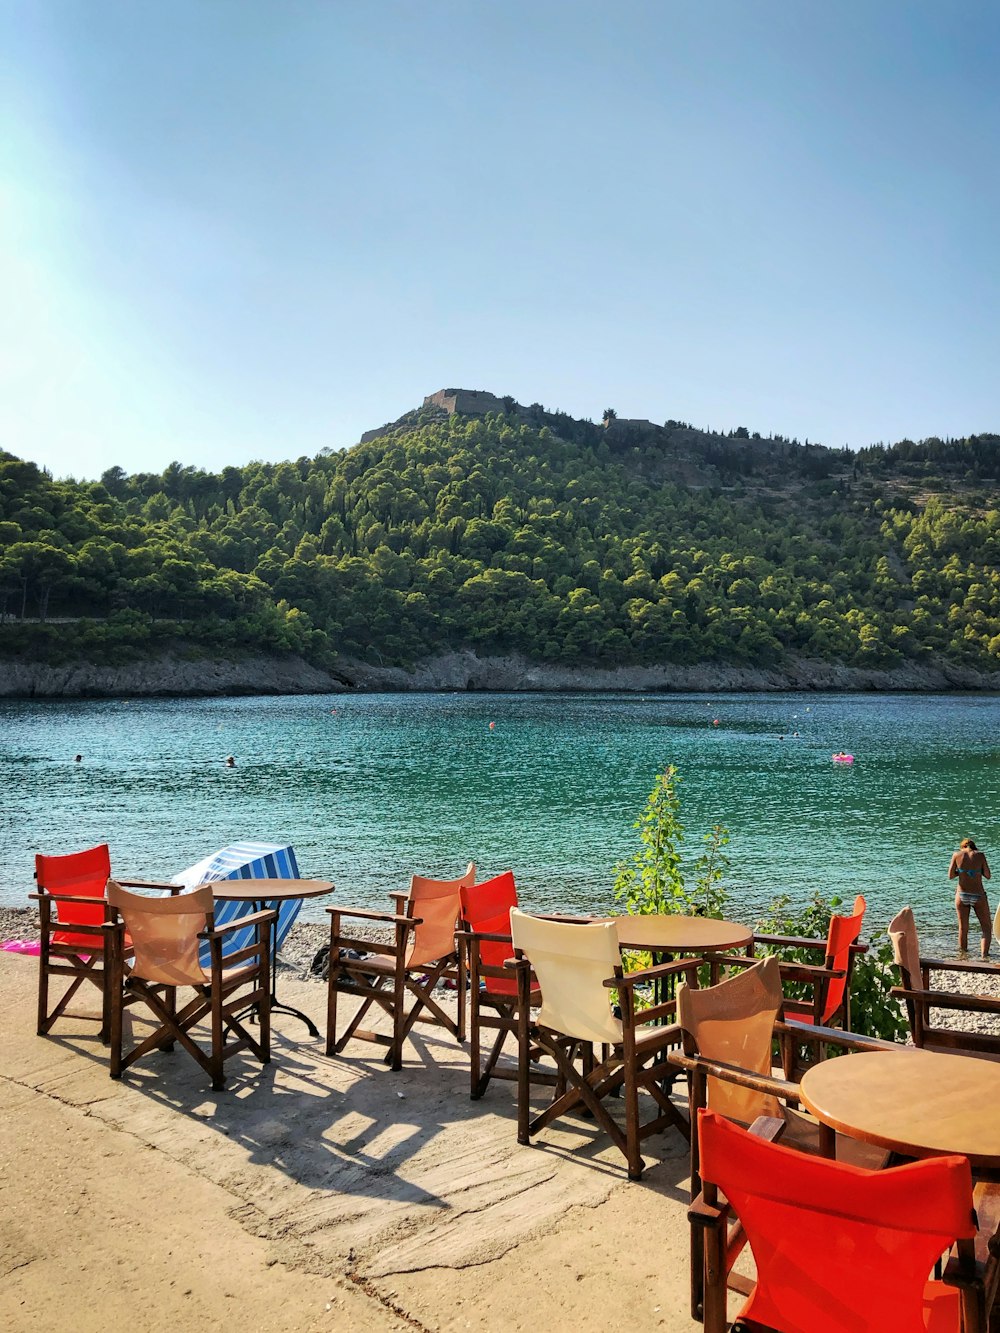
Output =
[
  {"x1": 949, "y1": 837, "x2": 992, "y2": 957},
  {"x1": 226, "y1": 755, "x2": 236, "y2": 768}
]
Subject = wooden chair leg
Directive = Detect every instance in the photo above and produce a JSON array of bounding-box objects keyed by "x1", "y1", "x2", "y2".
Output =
[
  {"x1": 516, "y1": 994, "x2": 531, "y2": 1146},
  {"x1": 470, "y1": 987, "x2": 482, "y2": 1098},
  {"x1": 259, "y1": 938, "x2": 271, "y2": 1063},
  {"x1": 389, "y1": 960, "x2": 406, "y2": 1072},
  {"x1": 210, "y1": 978, "x2": 225, "y2": 1091},
  {"x1": 456, "y1": 947, "x2": 467, "y2": 1043}
]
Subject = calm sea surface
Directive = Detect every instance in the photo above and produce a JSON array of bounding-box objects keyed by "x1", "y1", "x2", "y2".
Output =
[{"x1": 2, "y1": 691, "x2": 998, "y2": 952}]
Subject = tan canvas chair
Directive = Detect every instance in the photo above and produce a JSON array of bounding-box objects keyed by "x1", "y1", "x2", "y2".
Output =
[
  {"x1": 106, "y1": 882, "x2": 275, "y2": 1090},
  {"x1": 889, "y1": 906, "x2": 1000, "y2": 1057},
  {"x1": 326, "y1": 864, "x2": 474, "y2": 1071},
  {"x1": 674, "y1": 956, "x2": 895, "y2": 1177},
  {"x1": 507, "y1": 909, "x2": 698, "y2": 1180}
]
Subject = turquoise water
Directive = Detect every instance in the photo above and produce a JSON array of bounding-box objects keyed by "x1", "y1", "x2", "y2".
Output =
[{"x1": 2, "y1": 691, "x2": 999, "y2": 952}]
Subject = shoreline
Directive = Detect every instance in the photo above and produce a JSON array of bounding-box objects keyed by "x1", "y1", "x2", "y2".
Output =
[{"x1": 3, "y1": 648, "x2": 1000, "y2": 698}]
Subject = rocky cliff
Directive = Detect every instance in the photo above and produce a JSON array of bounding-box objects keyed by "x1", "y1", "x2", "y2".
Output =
[
  {"x1": 0, "y1": 653, "x2": 349, "y2": 698},
  {"x1": 2, "y1": 649, "x2": 999, "y2": 698}
]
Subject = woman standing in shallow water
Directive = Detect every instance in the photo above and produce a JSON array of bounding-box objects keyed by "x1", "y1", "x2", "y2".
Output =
[{"x1": 949, "y1": 837, "x2": 992, "y2": 957}]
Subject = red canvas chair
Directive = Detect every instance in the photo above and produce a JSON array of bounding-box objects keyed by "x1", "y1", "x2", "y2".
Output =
[
  {"x1": 459, "y1": 870, "x2": 524, "y2": 1099},
  {"x1": 752, "y1": 893, "x2": 868, "y2": 1028},
  {"x1": 326, "y1": 864, "x2": 474, "y2": 1071},
  {"x1": 31, "y1": 842, "x2": 175, "y2": 1042},
  {"x1": 691, "y1": 1108, "x2": 983, "y2": 1333}
]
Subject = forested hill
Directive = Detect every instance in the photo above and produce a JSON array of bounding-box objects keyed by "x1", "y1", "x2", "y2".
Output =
[{"x1": 3, "y1": 395, "x2": 1000, "y2": 679}]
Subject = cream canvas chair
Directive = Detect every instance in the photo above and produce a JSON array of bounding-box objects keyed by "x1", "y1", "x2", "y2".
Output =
[
  {"x1": 106, "y1": 882, "x2": 275, "y2": 1091},
  {"x1": 889, "y1": 906, "x2": 1000, "y2": 1057},
  {"x1": 508, "y1": 909, "x2": 697, "y2": 1180},
  {"x1": 326, "y1": 864, "x2": 474, "y2": 1071}
]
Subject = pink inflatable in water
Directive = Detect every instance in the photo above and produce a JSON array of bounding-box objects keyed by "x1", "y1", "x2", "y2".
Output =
[{"x1": 832, "y1": 752, "x2": 854, "y2": 764}]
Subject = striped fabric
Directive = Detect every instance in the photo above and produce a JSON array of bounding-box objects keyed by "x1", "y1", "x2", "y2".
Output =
[{"x1": 171, "y1": 842, "x2": 302, "y2": 967}]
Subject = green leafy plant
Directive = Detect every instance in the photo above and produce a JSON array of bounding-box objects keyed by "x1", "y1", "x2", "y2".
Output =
[
  {"x1": 611, "y1": 765, "x2": 729, "y2": 994},
  {"x1": 754, "y1": 891, "x2": 907, "y2": 1043},
  {"x1": 613, "y1": 765, "x2": 730, "y2": 918}
]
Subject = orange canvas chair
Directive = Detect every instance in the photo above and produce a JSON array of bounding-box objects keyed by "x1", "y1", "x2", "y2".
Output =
[
  {"x1": 691, "y1": 1108, "x2": 982, "y2": 1333},
  {"x1": 106, "y1": 882, "x2": 275, "y2": 1090},
  {"x1": 31, "y1": 842, "x2": 176, "y2": 1042},
  {"x1": 507, "y1": 910, "x2": 698, "y2": 1180},
  {"x1": 326, "y1": 864, "x2": 474, "y2": 1071},
  {"x1": 889, "y1": 906, "x2": 1000, "y2": 1057}
]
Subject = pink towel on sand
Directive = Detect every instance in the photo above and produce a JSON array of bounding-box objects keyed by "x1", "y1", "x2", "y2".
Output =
[{"x1": 1, "y1": 940, "x2": 41, "y2": 955}]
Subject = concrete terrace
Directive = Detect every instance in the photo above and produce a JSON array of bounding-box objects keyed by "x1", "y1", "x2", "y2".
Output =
[{"x1": 0, "y1": 952, "x2": 699, "y2": 1332}]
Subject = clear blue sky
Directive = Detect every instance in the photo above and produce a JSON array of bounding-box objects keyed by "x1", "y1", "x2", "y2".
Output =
[{"x1": 3, "y1": 0, "x2": 999, "y2": 480}]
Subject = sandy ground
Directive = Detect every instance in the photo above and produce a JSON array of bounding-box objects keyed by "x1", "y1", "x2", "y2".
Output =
[{"x1": 0, "y1": 949, "x2": 701, "y2": 1333}]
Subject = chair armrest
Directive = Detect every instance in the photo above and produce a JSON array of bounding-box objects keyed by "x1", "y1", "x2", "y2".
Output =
[
  {"x1": 202, "y1": 908, "x2": 277, "y2": 939},
  {"x1": 536, "y1": 913, "x2": 600, "y2": 924},
  {"x1": 114, "y1": 879, "x2": 179, "y2": 891},
  {"x1": 747, "y1": 1114, "x2": 788, "y2": 1143},
  {"x1": 725, "y1": 955, "x2": 843, "y2": 983},
  {"x1": 666, "y1": 1050, "x2": 801, "y2": 1103},
  {"x1": 776, "y1": 1019, "x2": 901, "y2": 1052},
  {"x1": 891, "y1": 986, "x2": 1000, "y2": 1015},
  {"x1": 326, "y1": 906, "x2": 417, "y2": 927},
  {"x1": 29, "y1": 891, "x2": 108, "y2": 907},
  {"x1": 688, "y1": 1193, "x2": 729, "y2": 1227},
  {"x1": 455, "y1": 929, "x2": 513, "y2": 946},
  {"x1": 604, "y1": 958, "x2": 704, "y2": 989},
  {"x1": 504, "y1": 956, "x2": 531, "y2": 971},
  {"x1": 922, "y1": 956, "x2": 1000, "y2": 977},
  {"x1": 778, "y1": 963, "x2": 845, "y2": 985},
  {"x1": 753, "y1": 933, "x2": 827, "y2": 951}
]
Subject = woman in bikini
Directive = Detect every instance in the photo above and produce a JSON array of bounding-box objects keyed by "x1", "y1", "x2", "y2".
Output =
[{"x1": 948, "y1": 837, "x2": 992, "y2": 957}]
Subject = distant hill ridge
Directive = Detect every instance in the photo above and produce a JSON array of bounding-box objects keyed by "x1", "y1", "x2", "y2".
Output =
[{"x1": 2, "y1": 390, "x2": 1000, "y2": 695}]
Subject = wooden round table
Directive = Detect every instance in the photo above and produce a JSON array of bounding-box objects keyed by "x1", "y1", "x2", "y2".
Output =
[
  {"x1": 800, "y1": 1049, "x2": 1000, "y2": 1171},
  {"x1": 203, "y1": 878, "x2": 334, "y2": 1037},
  {"x1": 608, "y1": 914, "x2": 753, "y2": 954}
]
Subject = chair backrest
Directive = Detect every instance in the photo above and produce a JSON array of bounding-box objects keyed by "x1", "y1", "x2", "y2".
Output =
[
  {"x1": 888, "y1": 906, "x2": 924, "y2": 992},
  {"x1": 509, "y1": 909, "x2": 622, "y2": 1044},
  {"x1": 822, "y1": 893, "x2": 867, "y2": 1023},
  {"x1": 107, "y1": 882, "x2": 213, "y2": 986},
  {"x1": 405, "y1": 863, "x2": 476, "y2": 970},
  {"x1": 677, "y1": 956, "x2": 783, "y2": 1122},
  {"x1": 35, "y1": 843, "x2": 112, "y2": 931},
  {"x1": 698, "y1": 1109, "x2": 974, "y2": 1333},
  {"x1": 461, "y1": 870, "x2": 518, "y2": 995}
]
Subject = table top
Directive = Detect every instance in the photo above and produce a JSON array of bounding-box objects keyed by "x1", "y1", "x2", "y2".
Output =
[
  {"x1": 204, "y1": 878, "x2": 334, "y2": 903},
  {"x1": 606, "y1": 914, "x2": 753, "y2": 953},
  {"x1": 800, "y1": 1049, "x2": 1000, "y2": 1169}
]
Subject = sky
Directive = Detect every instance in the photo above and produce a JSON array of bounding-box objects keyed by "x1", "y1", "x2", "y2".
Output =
[{"x1": 2, "y1": 0, "x2": 999, "y2": 481}]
